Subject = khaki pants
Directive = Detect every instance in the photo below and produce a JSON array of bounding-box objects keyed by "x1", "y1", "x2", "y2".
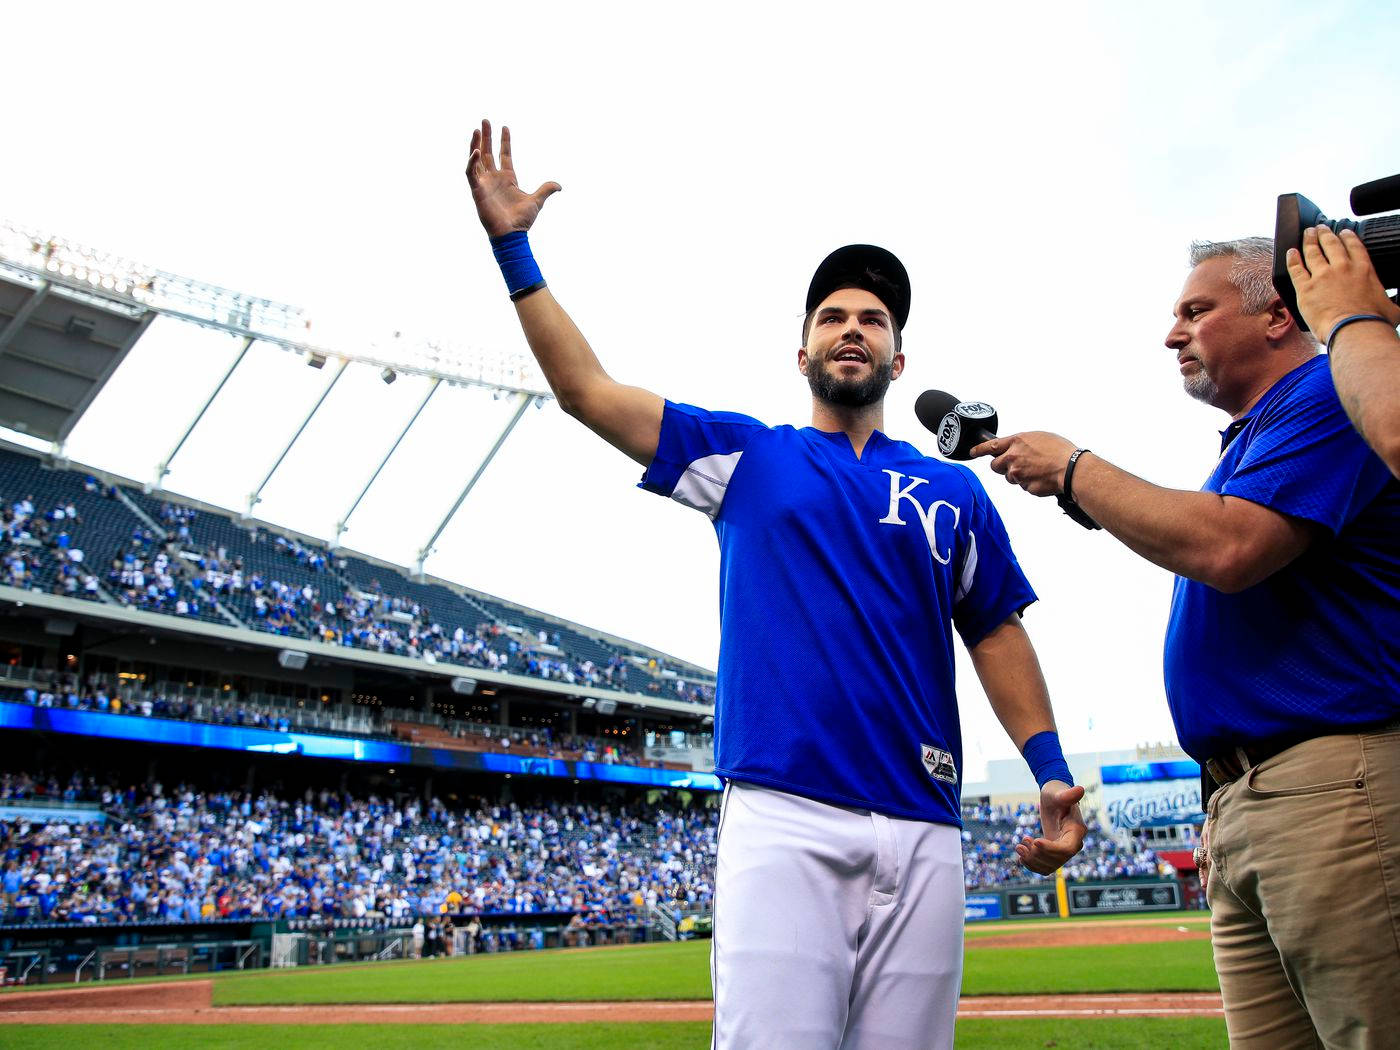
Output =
[{"x1": 1207, "y1": 729, "x2": 1400, "y2": 1049}]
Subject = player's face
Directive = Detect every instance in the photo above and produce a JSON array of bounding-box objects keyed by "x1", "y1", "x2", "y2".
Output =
[
  {"x1": 1165, "y1": 258, "x2": 1272, "y2": 409},
  {"x1": 799, "y1": 287, "x2": 904, "y2": 408}
]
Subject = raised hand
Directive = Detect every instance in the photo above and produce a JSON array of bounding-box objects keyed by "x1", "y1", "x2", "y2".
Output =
[
  {"x1": 1016, "y1": 781, "x2": 1087, "y2": 876},
  {"x1": 465, "y1": 119, "x2": 562, "y2": 239}
]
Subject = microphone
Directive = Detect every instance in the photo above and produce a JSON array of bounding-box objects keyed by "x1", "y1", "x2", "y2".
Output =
[
  {"x1": 913, "y1": 390, "x2": 998, "y2": 460},
  {"x1": 1351, "y1": 174, "x2": 1400, "y2": 217},
  {"x1": 914, "y1": 389, "x2": 1100, "y2": 530}
]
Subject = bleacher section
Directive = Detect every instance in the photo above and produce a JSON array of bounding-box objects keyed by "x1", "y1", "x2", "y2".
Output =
[{"x1": 0, "y1": 445, "x2": 714, "y2": 703}]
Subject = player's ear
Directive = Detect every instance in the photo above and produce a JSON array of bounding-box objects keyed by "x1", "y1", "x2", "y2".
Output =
[
  {"x1": 797, "y1": 346, "x2": 810, "y2": 376},
  {"x1": 890, "y1": 351, "x2": 906, "y2": 381}
]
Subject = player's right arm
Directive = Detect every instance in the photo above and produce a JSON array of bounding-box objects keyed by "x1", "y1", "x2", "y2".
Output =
[{"x1": 466, "y1": 119, "x2": 663, "y2": 466}]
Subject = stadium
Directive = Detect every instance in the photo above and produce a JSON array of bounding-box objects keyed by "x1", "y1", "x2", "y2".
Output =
[{"x1": 0, "y1": 223, "x2": 1225, "y2": 1048}]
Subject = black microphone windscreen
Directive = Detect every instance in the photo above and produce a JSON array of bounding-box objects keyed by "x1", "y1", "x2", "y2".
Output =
[
  {"x1": 1351, "y1": 175, "x2": 1400, "y2": 217},
  {"x1": 915, "y1": 389, "x2": 961, "y2": 434}
]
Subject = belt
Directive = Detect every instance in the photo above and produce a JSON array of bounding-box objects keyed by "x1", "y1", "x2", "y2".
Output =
[
  {"x1": 1203, "y1": 741, "x2": 1292, "y2": 787},
  {"x1": 1205, "y1": 717, "x2": 1400, "y2": 788}
]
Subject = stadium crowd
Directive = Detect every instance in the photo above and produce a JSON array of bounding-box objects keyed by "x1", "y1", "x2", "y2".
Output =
[
  {"x1": 131, "y1": 502, "x2": 712, "y2": 701},
  {"x1": 0, "y1": 771, "x2": 1179, "y2": 928},
  {"x1": 960, "y1": 802, "x2": 1176, "y2": 887},
  {"x1": 2, "y1": 474, "x2": 715, "y2": 705},
  {"x1": 0, "y1": 772, "x2": 717, "y2": 927},
  {"x1": 2, "y1": 493, "x2": 102, "y2": 598}
]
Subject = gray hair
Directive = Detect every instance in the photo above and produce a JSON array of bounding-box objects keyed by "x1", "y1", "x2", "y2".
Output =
[{"x1": 1188, "y1": 237, "x2": 1278, "y2": 314}]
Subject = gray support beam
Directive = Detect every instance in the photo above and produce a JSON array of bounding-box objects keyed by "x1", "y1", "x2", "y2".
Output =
[
  {"x1": 332, "y1": 376, "x2": 441, "y2": 548},
  {"x1": 246, "y1": 358, "x2": 349, "y2": 517},
  {"x1": 155, "y1": 335, "x2": 255, "y2": 489},
  {"x1": 0, "y1": 282, "x2": 50, "y2": 354},
  {"x1": 415, "y1": 391, "x2": 533, "y2": 576}
]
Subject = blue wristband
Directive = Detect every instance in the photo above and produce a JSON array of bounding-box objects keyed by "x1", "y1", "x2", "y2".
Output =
[
  {"x1": 490, "y1": 231, "x2": 546, "y2": 301},
  {"x1": 1022, "y1": 730, "x2": 1074, "y2": 789},
  {"x1": 1324, "y1": 313, "x2": 1390, "y2": 353}
]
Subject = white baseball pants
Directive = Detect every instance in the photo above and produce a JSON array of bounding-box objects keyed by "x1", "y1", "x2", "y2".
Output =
[{"x1": 710, "y1": 782, "x2": 965, "y2": 1050}]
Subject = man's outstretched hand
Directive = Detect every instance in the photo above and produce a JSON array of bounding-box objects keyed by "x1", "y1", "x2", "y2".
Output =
[
  {"x1": 465, "y1": 119, "x2": 562, "y2": 238},
  {"x1": 1016, "y1": 781, "x2": 1087, "y2": 876}
]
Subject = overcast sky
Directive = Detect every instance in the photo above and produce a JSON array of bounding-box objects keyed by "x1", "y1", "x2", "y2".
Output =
[{"x1": 4, "y1": 2, "x2": 1397, "y2": 777}]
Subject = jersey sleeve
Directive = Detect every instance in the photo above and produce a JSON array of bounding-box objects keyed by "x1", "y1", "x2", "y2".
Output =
[
  {"x1": 638, "y1": 401, "x2": 768, "y2": 519},
  {"x1": 1220, "y1": 365, "x2": 1392, "y2": 534},
  {"x1": 951, "y1": 469, "x2": 1038, "y2": 648}
]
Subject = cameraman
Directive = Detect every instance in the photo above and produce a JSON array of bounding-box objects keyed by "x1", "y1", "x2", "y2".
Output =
[
  {"x1": 975, "y1": 235, "x2": 1400, "y2": 1049},
  {"x1": 1286, "y1": 224, "x2": 1400, "y2": 477}
]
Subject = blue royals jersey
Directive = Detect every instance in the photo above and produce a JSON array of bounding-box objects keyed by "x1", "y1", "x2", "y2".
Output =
[
  {"x1": 1163, "y1": 356, "x2": 1400, "y2": 760},
  {"x1": 640, "y1": 401, "x2": 1036, "y2": 825}
]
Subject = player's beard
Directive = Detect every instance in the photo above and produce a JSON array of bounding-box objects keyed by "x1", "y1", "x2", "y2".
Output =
[{"x1": 808, "y1": 358, "x2": 894, "y2": 408}]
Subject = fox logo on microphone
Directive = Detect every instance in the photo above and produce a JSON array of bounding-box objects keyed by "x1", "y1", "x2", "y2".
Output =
[{"x1": 936, "y1": 413, "x2": 961, "y2": 457}]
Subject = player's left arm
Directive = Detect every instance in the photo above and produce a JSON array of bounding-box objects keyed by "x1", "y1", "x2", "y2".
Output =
[
  {"x1": 1286, "y1": 225, "x2": 1400, "y2": 478},
  {"x1": 969, "y1": 616, "x2": 1087, "y2": 875}
]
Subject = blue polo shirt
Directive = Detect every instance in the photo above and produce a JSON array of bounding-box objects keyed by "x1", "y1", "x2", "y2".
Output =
[
  {"x1": 640, "y1": 401, "x2": 1036, "y2": 824},
  {"x1": 1163, "y1": 356, "x2": 1400, "y2": 760}
]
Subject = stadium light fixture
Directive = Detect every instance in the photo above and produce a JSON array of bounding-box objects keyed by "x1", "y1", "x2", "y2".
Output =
[
  {"x1": 307, "y1": 352, "x2": 327, "y2": 369},
  {"x1": 381, "y1": 367, "x2": 397, "y2": 385}
]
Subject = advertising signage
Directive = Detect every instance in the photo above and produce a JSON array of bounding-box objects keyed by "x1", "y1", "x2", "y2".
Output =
[
  {"x1": 1099, "y1": 760, "x2": 1204, "y2": 832},
  {"x1": 964, "y1": 894, "x2": 1002, "y2": 922},
  {"x1": 1067, "y1": 882, "x2": 1181, "y2": 915}
]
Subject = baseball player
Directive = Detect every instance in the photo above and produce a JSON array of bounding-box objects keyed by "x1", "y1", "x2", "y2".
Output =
[{"x1": 465, "y1": 119, "x2": 1086, "y2": 1050}]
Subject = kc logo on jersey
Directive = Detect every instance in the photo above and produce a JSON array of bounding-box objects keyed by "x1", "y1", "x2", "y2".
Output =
[
  {"x1": 879, "y1": 470, "x2": 960, "y2": 564},
  {"x1": 921, "y1": 743, "x2": 958, "y2": 784}
]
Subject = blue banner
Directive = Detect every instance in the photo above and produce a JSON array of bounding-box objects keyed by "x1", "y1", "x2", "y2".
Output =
[
  {"x1": 0, "y1": 702, "x2": 411, "y2": 762},
  {"x1": 1100, "y1": 760, "x2": 1201, "y2": 784},
  {"x1": 0, "y1": 702, "x2": 721, "y2": 791},
  {"x1": 576, "y1": 762, "x2": 722, "y2": 791},
  {"x1": 965, "y1": 893, "x2": 1003, "y2": 921}
]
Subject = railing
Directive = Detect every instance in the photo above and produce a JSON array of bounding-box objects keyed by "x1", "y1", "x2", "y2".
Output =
[
  {"x1": 0, "y1": 664, "x2": 45, "y2": 687},
  {"x1": 1, "y1": 949, "x2": 47, "y2": 985},
  {"x1": 72, "y1": 949, "x2": 96, "y2": 983},
  {"x1": 649, "y1": 903, "x2": 679, "y2": 942}
]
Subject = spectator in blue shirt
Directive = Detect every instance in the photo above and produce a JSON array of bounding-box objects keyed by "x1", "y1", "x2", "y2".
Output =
[{"x1": 980, "y1": 235, "x2": 1400, "y2": 1048}]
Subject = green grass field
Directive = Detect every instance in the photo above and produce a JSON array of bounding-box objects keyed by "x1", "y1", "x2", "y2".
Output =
[
  {"x1": 4, "y1": 914, "x2": 1227, "y2": 1048},
  {"x1": 205, "y1": 934, "x2": 1218, "y2": 1005},
  {"x1": 2, "y1": 1019, "x2": 1229, "y2": 1049}
]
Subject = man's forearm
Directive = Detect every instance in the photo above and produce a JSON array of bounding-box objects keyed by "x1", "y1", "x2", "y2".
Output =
[
  {"x1": 1330, "y1": 325, "x2": 1400, "y2": 478},
  {"x1": 1067, "y1": 454, "x2": 1304, "y2": 592}
]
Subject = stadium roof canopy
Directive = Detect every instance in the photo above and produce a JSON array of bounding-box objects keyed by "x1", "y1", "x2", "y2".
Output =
[
  {"x1": 0, "y1": 221, "x2": 716, "y2": 685},
  {"x1": 0, "y1": 221, "x2": 555, "y2": 575},
  {"x1": 0, "y1": 256, "x2": 152, "y2": 444}
]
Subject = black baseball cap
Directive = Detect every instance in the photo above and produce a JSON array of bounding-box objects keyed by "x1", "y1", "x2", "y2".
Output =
[{"x1": 805, "y1": 244, "x2": 911, "y2": 330}]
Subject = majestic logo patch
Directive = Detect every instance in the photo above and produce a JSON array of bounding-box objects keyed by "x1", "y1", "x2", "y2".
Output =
[{"x1": 921, "y1": 743, "x2": 958, "y2": 784}]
